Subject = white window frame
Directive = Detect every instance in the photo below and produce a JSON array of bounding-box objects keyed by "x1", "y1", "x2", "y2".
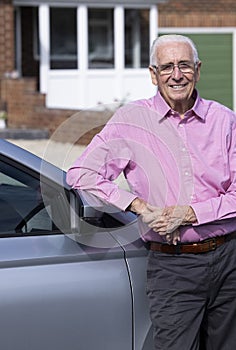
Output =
[{"x1": 38, "y1": 4, "x2": 157, "y2": 94}]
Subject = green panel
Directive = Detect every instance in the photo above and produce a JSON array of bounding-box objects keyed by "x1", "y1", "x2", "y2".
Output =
[
  {"x1": 160, "y1": 33, "x2": 233, "y2": 109},
  {"x1": 188, "y1": 33, "x2": 233, "y2": 109}
]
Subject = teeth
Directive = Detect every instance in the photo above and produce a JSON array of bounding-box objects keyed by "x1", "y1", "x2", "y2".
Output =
[{"x1": 172, "y1": 85, "x2": 184, "y2": 89}]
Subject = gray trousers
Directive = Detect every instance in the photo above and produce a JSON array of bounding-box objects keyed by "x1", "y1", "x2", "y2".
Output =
[{"x1": 146, "y1": 238, "x2": 236, "y2": 350}]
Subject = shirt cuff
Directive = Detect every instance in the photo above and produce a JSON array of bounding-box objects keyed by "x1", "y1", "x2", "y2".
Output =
[
  {"x1": 110, "y1": 189, "x2": 138, "y2": 212},
  {"x1": 190, "y1": 201, "x2": 214, "y2": 226}
]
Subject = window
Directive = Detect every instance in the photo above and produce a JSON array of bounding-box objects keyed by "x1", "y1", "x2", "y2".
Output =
[
  {"x1": 50, "y1": 7, "x2": 77, "y2": 69},
  {"x1": 0, "y1": 159, "x2": 70, "y2": 236},
  {"x1": 35, "y1": 6, "x2": 152, "y2": 71},
  {"x1": 88, "y1": 8, "x2": 114, "y2": 69},
  {"x1": 125, "y1": 9, "x2": 150, "y2": 68}
]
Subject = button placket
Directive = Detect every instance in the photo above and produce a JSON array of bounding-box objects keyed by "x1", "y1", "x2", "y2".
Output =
[{"x1": 178, "y1": 121, "x2": 195, "y2": 202}]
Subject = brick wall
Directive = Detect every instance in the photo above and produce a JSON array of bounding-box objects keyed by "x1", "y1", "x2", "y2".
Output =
[
  {"x1": 159, "y1": 0, "x2": 236, "y2": 27},
  {"x1": 1, "y1": 77, "x2": 113, "y2": 145},
  {"x1": 0, "y1": 0, "x2": 14, "y2": 76}
]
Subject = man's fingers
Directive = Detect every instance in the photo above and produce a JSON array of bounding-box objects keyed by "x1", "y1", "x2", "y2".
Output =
[
  {"x1": 166, "y1": 234, "x2": 172, "y2": 243},
  {"x1": 165, "y1": 230, "x2": 180, "y2": 245},
  {"x1": 141, "y1": 209, "x2": 164, "y2": 223},
  {"x1": 148, "y1": 215, "x2": 168, "y2": 226},
  {"x1": 172, "y1": 230, "x2": 181, "y2": 245}
]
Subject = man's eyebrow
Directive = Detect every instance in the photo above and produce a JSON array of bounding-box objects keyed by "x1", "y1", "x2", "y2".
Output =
[
  {"x1": 161, "y1": 60, "x2": 193, "y2": 65},
  {"x1": 158, "y1": 60, "x2": 192, "y2": 66}
]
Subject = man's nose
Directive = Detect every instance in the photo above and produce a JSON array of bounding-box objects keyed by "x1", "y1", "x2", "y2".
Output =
[{"x1": 172, "y1": 65, "x2": 183, "y2": 80}]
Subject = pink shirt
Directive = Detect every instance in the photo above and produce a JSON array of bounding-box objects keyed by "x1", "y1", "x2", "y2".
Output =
[{"x1": 67, "y1": 91, "x2": 236, "y2": 243}]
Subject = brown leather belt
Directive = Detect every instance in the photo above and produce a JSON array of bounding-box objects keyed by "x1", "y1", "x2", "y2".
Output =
[{"x1": 149, "y1": 231, "x2": 236, "y2": 254}]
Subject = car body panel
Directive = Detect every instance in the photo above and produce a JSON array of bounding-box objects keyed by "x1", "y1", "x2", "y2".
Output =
[
  {"x1": 109, "y1": 223, "x2": 154, "y2": 350},
  {"x1": 0, "y1": 234, "x2": 132, "y2": 350}
]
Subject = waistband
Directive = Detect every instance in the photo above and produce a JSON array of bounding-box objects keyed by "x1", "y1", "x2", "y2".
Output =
[{"x1": 149, "y1": 231, "x2": 236, "y2": 254}]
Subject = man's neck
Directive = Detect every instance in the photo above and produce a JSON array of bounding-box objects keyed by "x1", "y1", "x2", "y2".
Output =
[{"x1": 171, "y1": 96, "x2": 195, "y2": 119}]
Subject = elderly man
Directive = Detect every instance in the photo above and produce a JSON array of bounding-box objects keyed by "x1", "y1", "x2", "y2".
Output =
[{"x1": 67, "y1": 34, "x2": 236, "y2": 349}]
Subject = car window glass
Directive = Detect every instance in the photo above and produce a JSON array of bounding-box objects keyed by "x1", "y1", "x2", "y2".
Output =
[{"x1": 0, "y1": 160, "x2": 70, "y2": 237}]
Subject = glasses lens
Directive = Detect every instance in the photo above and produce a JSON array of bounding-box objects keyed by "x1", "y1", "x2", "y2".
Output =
[
  {"x1": 179, "y1": 63, "x2": 195, "y2": 73},
  {"x1": 158, "y1": 62, "x2": 195, "y2": 75},
  {"x1": 159, "y1": 64, "x2": 173, "y2": 75}
]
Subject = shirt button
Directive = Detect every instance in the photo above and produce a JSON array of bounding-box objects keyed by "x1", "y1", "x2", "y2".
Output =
[{"x1": 185, "y1": 171, "x2": 189, "y2": 176}]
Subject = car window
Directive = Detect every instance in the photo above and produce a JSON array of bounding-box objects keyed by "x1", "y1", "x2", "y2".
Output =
[{"x1": 0, "y1": 159, "x2": 70, "y2": 237}]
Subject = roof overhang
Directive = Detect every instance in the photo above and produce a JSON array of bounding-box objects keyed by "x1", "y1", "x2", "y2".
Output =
[{"x1": 14, "y1": 0, "x2": 167, "y2": 6}]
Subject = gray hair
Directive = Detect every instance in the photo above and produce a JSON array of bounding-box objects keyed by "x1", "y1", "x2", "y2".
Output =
[{"x1": 150, "y1": 34, "x2": 200, "y2": 66}]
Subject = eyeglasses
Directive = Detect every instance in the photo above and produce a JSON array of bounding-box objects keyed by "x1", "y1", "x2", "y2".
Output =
[{"x1": 152, "y1": 62, "x2": 197, "y2": 76}]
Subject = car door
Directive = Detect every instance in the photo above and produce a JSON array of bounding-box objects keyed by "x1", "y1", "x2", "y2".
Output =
[
  {"x1": 75, "y1": 193, "x2": 155, "y2": 350},
  {"x1": 105, "y1": 213, "x2": 155, "y2": 350},
  {"x1": 0, "y1": 149, "x2": 133, "y2": 350}
]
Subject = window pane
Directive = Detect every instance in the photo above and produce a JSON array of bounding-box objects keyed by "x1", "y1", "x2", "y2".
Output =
[
  {"x1": 88, "y1": 8, "x2": 114, "y2": 69},
  {"x1": 125, "y1": 9, "x2": 150, "y2": 68},
  {"x1": 0, "y1": 160, "x2": 69, "y2": 236},
  {"x1": 50, "y1": 8, "x2": 77, "y2": 69}
]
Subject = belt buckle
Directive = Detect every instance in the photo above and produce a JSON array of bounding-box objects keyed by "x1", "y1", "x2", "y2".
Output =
[{"x1": 209, "y1": 238, "x2": 217, "y2": 251}]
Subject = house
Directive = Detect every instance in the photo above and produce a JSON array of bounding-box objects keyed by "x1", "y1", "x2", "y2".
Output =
[{"x1": 0, "y1": 0, "x2": 236, "y2": 142}]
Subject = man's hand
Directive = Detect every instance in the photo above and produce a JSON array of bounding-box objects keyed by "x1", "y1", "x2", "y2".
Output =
[
  {"x1": 163, "y1": 205, "x2": 197, "y2": 233},
  {"x1": 128, "y1": 198, "x2": 150, "y2": 215},
  {"x1": 141, "y1": 205, "x2": 197, "y2": 245},
  {"x1": 141, "y1": 204, "x2": 167, "y2": 231},
  {"x1": 129, "y1": 200, "x2": 177, "y2": 243}
]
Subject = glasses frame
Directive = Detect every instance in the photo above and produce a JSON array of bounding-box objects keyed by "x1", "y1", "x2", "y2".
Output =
[{"x1": 151, "y1": 61, "x2": 198, "y2": 76}]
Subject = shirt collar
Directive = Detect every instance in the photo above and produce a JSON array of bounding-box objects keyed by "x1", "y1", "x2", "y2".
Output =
[
  {"x1": 153, "y1": 91, "x2": 171, "y2": 118},
  {"x1": 153, "y1": 90, "x2": 209, "y2": 121},
  {"x1": 191, "y1": 90, "x2": 209, "y2": 121}
]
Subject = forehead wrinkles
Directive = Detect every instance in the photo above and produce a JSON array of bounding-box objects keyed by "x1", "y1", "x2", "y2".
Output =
[{"x1": 156, "y1": 42, "x2": 194, "y2": 64}]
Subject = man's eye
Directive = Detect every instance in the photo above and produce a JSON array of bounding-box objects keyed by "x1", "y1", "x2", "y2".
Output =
[
  {"x1": 179, "y1": 63, "x2": 190, "y2": 69},
  {"x1": 161, "y1": 64, "x2": 173, "y2": 72}
]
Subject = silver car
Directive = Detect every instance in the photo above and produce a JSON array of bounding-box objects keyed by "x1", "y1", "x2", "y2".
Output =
[{"x1": 0, "y1": 139, "x2": 154, "y2": 350}]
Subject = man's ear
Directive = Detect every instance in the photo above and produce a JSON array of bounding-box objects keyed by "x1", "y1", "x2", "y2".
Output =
[
  {"x1": 195, "y1": 61, "x2": 202, "y2": 83},
  {"x1": 149, "y1": 65, "x2": 158, "y2": 86}
]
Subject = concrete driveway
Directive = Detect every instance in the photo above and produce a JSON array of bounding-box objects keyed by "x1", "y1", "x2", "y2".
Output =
[{"x1": 6, "y1": 139, "x2": 85, "y2": 171}]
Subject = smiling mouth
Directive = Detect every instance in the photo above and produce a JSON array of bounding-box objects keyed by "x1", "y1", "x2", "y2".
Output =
[{"x1": 170, "y1": 84, "x2": 188, "y2": 90}]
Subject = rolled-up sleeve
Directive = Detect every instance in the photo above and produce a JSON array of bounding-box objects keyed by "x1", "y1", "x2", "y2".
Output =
[{"x1": 66, "y1": 122, "x2": 137, "y2": 211}]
